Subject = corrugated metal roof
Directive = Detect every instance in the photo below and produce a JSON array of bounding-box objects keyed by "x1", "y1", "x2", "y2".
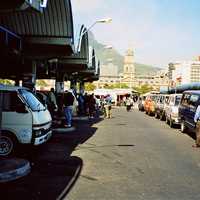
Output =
[{"x1": 0, "y1": 0, "x2": 74, "y2": 41}]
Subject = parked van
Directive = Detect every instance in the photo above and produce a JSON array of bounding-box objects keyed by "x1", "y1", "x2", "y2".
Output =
[
  {"x1": 0, "y1": 85, "x2": 52, "y2": 156},
  {"x1": 144, "y1": 94, "x2": 158, "y2": 116},
  {"x1": 165, "y1": 93, "x2": 182, "y2": 127},
  {"x1": 154, "y1": 94, "x2": 169, "y2": 120},
  {"x1": 179, "y1": 90, "x2": 200, "y2": 133}
]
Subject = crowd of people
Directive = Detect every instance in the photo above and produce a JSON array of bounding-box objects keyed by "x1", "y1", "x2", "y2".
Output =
[{"x1": 36, "y1": 89, "x2": 138, "y2": 128}]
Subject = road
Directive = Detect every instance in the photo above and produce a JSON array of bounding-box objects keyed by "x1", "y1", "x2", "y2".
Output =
[{"x1": 67, "y1": 107, "x2": 200, "y2": 200}]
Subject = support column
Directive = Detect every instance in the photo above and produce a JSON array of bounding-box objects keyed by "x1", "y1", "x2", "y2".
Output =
[
  {"x1": 55, "y1": 72, "x2": 65, "y2": 117},
  {"x1": 22, "y1": 61, "x2": 36, "y2": 92},
  {"x1": 79, "y1": 80, "x2": 85, "y2": 95},
  {"x1": 70, "y1": 79, "x2": 77, "y2": 95}
]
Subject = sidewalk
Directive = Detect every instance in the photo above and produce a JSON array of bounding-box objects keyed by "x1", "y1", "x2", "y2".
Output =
[{"x1": 0, "y1": 158, "x2": 31, "y2": 183}]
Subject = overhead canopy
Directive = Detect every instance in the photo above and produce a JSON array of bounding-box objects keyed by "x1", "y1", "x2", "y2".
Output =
[
  {"x1": 57, "y1": 25, "x2": 90, "y2": 74},
  {"x1": 0, "y1": 0, "x2": 44, "y2": 12},
  {"x1": 78, "y1": 48, "x2": 100, "y2": 82},
  {"x1": 0, "y1": 0, "x2": 74, "y2": 59}
]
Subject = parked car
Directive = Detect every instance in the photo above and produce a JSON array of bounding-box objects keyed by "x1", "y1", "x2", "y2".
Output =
[
  {"x1": 154, "y1": 94, "x2": 169, "y2": 120},
  {"x1": 165, "y1": 93, "x2": 182, "y2": 127},
  {"x1": 0, "y1": 85, "x2": 52, "y2": 156},
  {"x1": 179, "y1": 90, "x2": 200, "y2": 133},
  {"x1": 138, "y1": 95, "x2": 146, "y2": 111},
  {"x1": 144, "y1": 94, "x2": 158, "y2": 116}
]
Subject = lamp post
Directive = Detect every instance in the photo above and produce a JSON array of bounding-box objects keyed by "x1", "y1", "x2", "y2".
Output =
[{"x1": 81, "y1": 18, "x2": 112, "y2": 37}]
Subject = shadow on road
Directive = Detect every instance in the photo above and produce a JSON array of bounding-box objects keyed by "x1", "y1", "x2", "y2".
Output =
[{"x1": 0, "y1": 116, "x2": 102, "y2": 199}]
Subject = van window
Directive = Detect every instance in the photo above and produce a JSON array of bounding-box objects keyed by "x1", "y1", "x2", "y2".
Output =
[
  {"x1": 181, "y1": 94, "x2": 190, "y2": 106},
  {"x1": 189, "y1": 94, "x2": 199, "y2": 107},
  {"x1": 19, "y1": 89, "x2": 45, "y2": 111},
  {"x1": 2, "y1": 91, "x2": 22, "y2": 112}
]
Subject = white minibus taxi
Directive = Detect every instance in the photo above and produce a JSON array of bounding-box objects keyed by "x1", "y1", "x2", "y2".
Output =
[{"x1": 0, "y1": 85, "x2": 52, "y2": 156}]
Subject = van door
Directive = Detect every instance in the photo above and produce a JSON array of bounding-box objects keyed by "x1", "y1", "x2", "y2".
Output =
[
  {"x1": 180, "y1": 93, "x2": 191, "y2": 126},
  {"x1": 187, "y1": 94, "x2": 199, "y2": 130},
  {"x1": 2, "y1": 91, "x2": 33, "y2": 144}
]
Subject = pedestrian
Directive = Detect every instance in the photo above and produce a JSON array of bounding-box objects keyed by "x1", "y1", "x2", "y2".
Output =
[
  {"x1": 63, "y1": 90, "x2": 74, "y2": 128},
  {"x1": 125, "y1": 95, "x2": 133, "y2": 112},
  {"x1": 104, "y1": 94, "x2": 112, "y2": 119},
  {"x1": 88, "y1": 93, "x2": 96, "y2": 118},
  {"x1": 48, "y1": 88, "x2": 58, "y2": 118},
  {"x1": 193, "y1": 104, "x2": 200, "y2": 147},
  {"x1": 77, "y1": 93, "x2": 85, "y2": 115}
]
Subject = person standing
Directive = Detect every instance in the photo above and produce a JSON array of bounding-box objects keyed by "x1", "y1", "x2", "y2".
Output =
[
  {"x1": 88, "y1": 93, "x2": 96, "y2": 118},
  {"x1": 104, "y1": 94, "x2": 112, "y2": 119},
  {"x1": 125, "y1": 95, "x2": 133, "y2": 112},
  {"x1": 48, "y1": 88, "x2": 58, "y2": 118},
  {"x1": 194, "y1": 105, "x2": 200, "y2": 147},
  {"x1": 63, "y1": 90, "x2": 74, "y2": 128}
]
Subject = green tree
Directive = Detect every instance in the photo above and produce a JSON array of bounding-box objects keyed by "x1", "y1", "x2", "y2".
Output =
[
  {"x1": 36, "y1": 80, "x2": 48, "y2": 87},
  {"x1": 0, "y1": 79, "x2": 14, "y2": 85},
  {"x1": 85, "y1": 82, "x2": 96, "y2": 91},
  {"x1": 133, "y1": 84, "x2": 153, "y2": 94}
]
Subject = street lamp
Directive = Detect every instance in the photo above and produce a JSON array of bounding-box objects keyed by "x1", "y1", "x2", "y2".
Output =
[{"x1": 81, "y1": 18, "x2": 112, "y2": 37}]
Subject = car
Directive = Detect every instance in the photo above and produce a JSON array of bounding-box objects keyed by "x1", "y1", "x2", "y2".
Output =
[
  {"x1": 154, "y1": 94, "x2": 169, "y2": 120},
  {"x1": 179, "y1": 90, "x2": 200, "y2": 133},
  {"x1": 165, "y1": 93, "x2": 182, "y2": 127}
]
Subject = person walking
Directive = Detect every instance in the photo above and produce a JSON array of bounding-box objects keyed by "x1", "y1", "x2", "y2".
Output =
[
  {"x1": 104, "y1": 94, "x2": 112, "y2": 119},
  {"x1": 125, "y1": 95, "x2": 133, "y2": 112},
  {"x1": 63, "y1": 90, "x2": 74, "y2": 128}
]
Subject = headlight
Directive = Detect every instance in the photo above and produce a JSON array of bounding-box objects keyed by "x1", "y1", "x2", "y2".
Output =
[{"x1": 34, "y1": 130, "x2": 42, "y2": 137}]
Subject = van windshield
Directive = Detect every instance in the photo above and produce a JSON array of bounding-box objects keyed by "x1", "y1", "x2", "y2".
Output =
[{"x1": 19, "y1": 89, "x2": 46, "y2": 111}]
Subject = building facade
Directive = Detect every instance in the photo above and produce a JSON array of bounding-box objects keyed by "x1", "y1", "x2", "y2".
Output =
[
  {"x1": 122, "y1": 49, "x2": 136, "y2": 88},
  {"x1": 168, "y1": 61, "x2": 200, "y2": 87}
]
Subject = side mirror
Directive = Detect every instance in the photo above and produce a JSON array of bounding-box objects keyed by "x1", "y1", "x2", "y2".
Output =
[{"x1": 16, "y1": 103, "x2": 28, "y2": 113}]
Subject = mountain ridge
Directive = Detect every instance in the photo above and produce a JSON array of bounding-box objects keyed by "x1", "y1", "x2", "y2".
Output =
[{"x1": 88, "y1": 31, "x2": 161, "y2": 75}]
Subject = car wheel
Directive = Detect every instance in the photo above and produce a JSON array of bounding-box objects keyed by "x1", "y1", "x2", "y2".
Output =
[
  {"x1": 0, "y1": 134, "x2": 16, "y2": 156},
  {"x1": 181, "y1": 120, "x2": 187, "y2": 133}
]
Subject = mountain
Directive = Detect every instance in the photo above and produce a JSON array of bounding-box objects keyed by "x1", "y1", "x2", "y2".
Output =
[{"x1": 88, "y1": 31, "x2": 161, "y2": 75}]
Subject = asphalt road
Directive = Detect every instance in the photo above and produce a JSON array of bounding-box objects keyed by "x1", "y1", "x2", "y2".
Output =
[{"x1": 67, "y1": 107, "x2": 200, "y2": 200}]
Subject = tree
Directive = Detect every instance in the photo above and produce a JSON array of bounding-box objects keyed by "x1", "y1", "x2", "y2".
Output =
[
  {"x1": 36, "y1": 80, "x2": 48, "y2": 87},
  {"x1": 85, "y1": 82, "x2": 96, "y2": 91},
  {"x1": 133, "y1": 84, "x2": 153, "y2": 94},
  {"x1": 0, "y1": 79, "x2": 14, "y2": 85}
]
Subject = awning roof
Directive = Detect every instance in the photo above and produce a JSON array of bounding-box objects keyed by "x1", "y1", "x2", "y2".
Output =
[{"x1": 0, "y1": 0, "x2": 74, "y2": 59}]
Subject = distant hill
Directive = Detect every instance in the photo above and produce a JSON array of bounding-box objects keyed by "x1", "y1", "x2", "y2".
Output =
[{"x1": 88, "y1": 31, "x2": 161, "y2": 75}]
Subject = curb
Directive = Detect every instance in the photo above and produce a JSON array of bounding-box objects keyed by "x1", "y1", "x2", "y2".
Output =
[
  {"x1": 0, "y1": 158, "x2": 31, "y2": 183},
  {"x1": 53, "y1": 127, "x2": 76, "y2": 134}
]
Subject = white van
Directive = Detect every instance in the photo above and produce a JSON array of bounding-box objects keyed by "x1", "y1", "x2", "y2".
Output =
[{"x1": 0, "y1": 85, "x2": 52, "y2": 156}]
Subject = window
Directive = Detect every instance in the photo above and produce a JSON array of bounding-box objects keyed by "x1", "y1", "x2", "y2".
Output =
[
  {"x1": 181, "y1": 94, "x2": 190, "y2": 106},
  {"x1": 19, "y1": 89, "x2": 45, "y2": 111},
  {"x1": 1, "y1": 91, "x2": 22, "y2": 112},
  {"x1": 189, "y1": 94, "x2": 199, "y2": 107},
  {"x1": 175, "y1": 96, "x2": 181, "y2": 106}
]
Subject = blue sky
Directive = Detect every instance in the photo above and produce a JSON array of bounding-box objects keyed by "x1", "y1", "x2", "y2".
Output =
[{"x1": 72, "y1": 0, "x2": 200, "y2": 68}]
